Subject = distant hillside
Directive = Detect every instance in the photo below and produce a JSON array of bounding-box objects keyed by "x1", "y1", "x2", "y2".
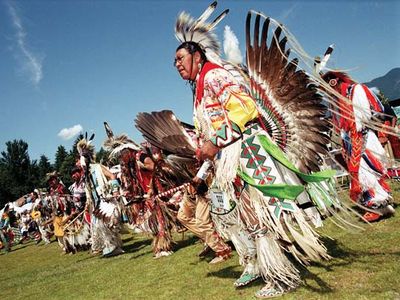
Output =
[{"x1": 365, "y1": 68, "x2": 400, "y2": 101}]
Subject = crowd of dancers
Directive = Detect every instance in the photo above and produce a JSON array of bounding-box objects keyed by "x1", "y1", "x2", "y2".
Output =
[{"x1": 1, "y1": 2, "x2": 399, "y2": 298}]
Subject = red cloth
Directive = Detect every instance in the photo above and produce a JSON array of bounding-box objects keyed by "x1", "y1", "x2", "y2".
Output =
[
  {"x1": 50, "y1": 183, "x2": 68, "y2": 195},
  {"x1": 335, "y1": 84, "x2": 362, "y2": 202},
  {"x1": 332, "y1": 83, "x2": 356, "y2": 132},
  {"x1": 139, "y1": 169, "x2": 152, "y2": 193},
  {"x1": 335, "y1": 83, "x2": 388, "y2": 202},
  {"x1": 361, "y1": 85, "x2": 383, "y2": 113},
  {"x1": 347, "y1": 129, "x2": 363, "y2": 202},
  {"x1": 389, "y1": 133, "x2": 400, "y2": 158},
  {"x1": 195, "y1": 62, "x2": 222, "y2": 107}
]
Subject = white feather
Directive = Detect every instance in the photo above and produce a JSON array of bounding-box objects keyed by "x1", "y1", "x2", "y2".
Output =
[
  {"x1": 369, "y1": 86, "x2": 380, "y2": 96},
  {"x1": 99, "y1": 201, "x2": 116, "y2": 218},
  {"x1": 194, "y1": 1, "x2": 217, "y2": 29},
  {"x1": 223, "y1": 26, "x2": 243, "y2": 65},
  {"x1": 109, "y1": 143, "x2": 140, "y2": 158},
  {"x1": 80, "y1": 156, "x2": 86, "y2": 168},
  {"x1": 319, "y1": 44, "x2": 334, "y2": 72}
]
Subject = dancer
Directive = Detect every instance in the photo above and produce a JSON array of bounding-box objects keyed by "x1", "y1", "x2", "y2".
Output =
[
  {"x1": 136, "y1": 111, "x2": 233, "y2": 263},
  {"x1": 169, "y1": 2, "x2": 351, "y2": 297},
  {"x1": 321, "y1": 71, "x2": 395, "y2": 222},
  {"x1": 46, "y1": 171, "x2": 71, "y2": 253},
  {"x1": 77, "y1": 134, "x2": 124, "y2": 257},
  {"x1": 61, "y1": 166, "x2": 91, "y2": 252},
  {"x1": 0, "y1": 204, "x2": 11, "y2": 253},
  {"x1": 103, "y1": 123, "x2": 176, "y2": 258}
]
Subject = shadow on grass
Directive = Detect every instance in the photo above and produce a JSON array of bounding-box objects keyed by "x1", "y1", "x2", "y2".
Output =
[
  {"x1": 123, "y1": 238, "x2": 152, "y2": 254},
  {"x1": 321, "y1": 237, "x2": 358, "y2": 264},
  {"x1": 207, "y1": 235, "x2": 398, "y2": 297},
  {"x1": 129, "y1": 250, "x2": 153, "y2": 260},
  {"x1": 173, "y1": 235, "x2": 199, "y2": 253},
  {"x1": 300, "y1": 266, "x2": 334, "y2": 294},
  {"x1": 206, "y1": 265, "x2": 242, "y2": 280},
  {"x1": 76, "y1": 253, "x2": 103, "y2": 262},
  {"x1": 220, "y1": 238, "x2": 357, "y2": 296},
  {"x1": 320, "y1": 236, "x2": 400, "y2": 263},
  {"x1": 8, "y1": 244, "x2": 32, "y2": 252},
  {"x1": 287, "y1": 257, "x2": 335, "y2": 294},
  {"x1": 202, "y1": 237, "x2": 365, "y2": 295},
  {"x1": 122, "y1": 236, "x2": 134, "y2": 243}
]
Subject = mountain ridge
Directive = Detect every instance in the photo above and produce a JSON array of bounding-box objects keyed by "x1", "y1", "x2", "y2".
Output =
[{"x1": 364, "y1": 67, "x2": 400, "y2": 101}]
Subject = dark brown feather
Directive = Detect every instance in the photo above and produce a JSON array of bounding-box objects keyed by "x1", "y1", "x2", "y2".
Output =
[
  {"x1": 246, "y1": 12, "x2": 330, "y2": 173},
  {"x1": 135, "y1": 110, "x2": 196, "y2": 158}
]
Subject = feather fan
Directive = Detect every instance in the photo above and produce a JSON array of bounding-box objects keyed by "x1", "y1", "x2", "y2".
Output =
[
  {"x1": 135, "y1": 110, "x2": 197, "y2": 158},
  {"x1": 245, "y1": 12, "x2": 330, "y2": 173}
]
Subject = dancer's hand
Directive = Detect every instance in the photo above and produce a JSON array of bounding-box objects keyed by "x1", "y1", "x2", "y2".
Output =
[
  {"x1": 192, "y1": 176, "x2": 202, "y2": 185},
  {"x1": 196, "y1": 141, "x2": 219, "y2": 161},
  {"x1": 187, "y1": 183, "x2": 197, "y2": 196}
]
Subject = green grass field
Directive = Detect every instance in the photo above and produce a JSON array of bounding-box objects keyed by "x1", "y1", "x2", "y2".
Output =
[{"x1": 1, "y1": 183, "x2": 399, "y2": 300}]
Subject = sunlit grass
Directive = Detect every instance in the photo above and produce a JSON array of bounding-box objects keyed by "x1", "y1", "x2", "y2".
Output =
[{"x1": 1, "y1": 182, "x2": 399, "y2": 300}]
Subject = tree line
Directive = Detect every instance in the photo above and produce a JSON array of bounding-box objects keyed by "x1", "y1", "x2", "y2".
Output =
[{"x1": 0, "y1": 134, "x2": 109, "y2": 208}]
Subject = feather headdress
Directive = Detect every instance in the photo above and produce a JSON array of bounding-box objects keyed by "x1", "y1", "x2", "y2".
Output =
[
  {"x1": 175, "y1": 1, "x2": 229, "y2": 64},
  {"x1": 77, "y1": 133, "x2": 96, "y2": 164},
  {"x1": 103, "y1": 122, "x2": 140, "y2": 159},
  {"x1": 314, "y1": 44, "x2": 334, "y2": 75},
  {"x1": 45, "y1": 171, "x2": 61, "y2": 182},
  {"x1": 76, "y1": 134, "x2": 96, "y2": 171},
  {"x1": 135, "y1": 110, "x2": 199, "y2": 183}
]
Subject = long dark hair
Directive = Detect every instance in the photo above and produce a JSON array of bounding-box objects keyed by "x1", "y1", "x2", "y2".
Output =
[{"x1": 176, "y1": 41, "x2": 207, "y2": 61}]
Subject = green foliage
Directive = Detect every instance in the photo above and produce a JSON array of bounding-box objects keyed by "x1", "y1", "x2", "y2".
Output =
[
  {"x1": 27, "y1": 160, "x2": 40, "y2": 190},
  {"x1": 0, "y1": 140, "x2": 36, "y2": 207},
  {"x1": 52, "y1": 135, "x2": 86, "y2": 189},
  {"x1": 0, "y1": 164, "x2": 14, "y2": 207},
  {"x1": 96, "y1": 147, "x2": 110, "y2": 165},
  {"x1": 59, "y1": 153, "x2": 76, "y2": 188},
  {"x1": 0, "y1": 140, "x2": 31, "y2": 178},
  {"x1": 377, "y1": 90, "x2": 390, "y2": 105},
  {"x1": 37, "y1": 155, "x2": 53, "y2": 186},
  {"x1": 0, "y1": 135, "x2": 85, "y2": 207},
  {"x1": 54, "y1": 145, "x2": 68, "y2": 172}
]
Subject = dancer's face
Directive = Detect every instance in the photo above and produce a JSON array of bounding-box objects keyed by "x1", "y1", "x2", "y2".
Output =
[
  {"x1": 48, "y1": 177, "x2": 58, "y2": 188},
  {"x1": 174, "y1": 48, "x2": 201, "y2": 81},
  {"x1": 71, "y1": 171, "x2": 81, "y2": 182}
]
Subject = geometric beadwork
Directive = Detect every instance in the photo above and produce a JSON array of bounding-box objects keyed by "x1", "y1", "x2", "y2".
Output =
[
  {"x1": 268, "y1": 197, "x2": 296, "y2": 218},
  {"x1": 241, "y1": 136, "x2": 276, "y2": 185}
]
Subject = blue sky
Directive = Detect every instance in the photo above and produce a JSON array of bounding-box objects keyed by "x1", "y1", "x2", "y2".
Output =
[{"x1": 1, "y1": 0, "x2": 399, "y2": 162}]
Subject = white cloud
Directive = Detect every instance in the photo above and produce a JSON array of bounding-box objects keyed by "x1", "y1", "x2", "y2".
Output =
[
  {"x1": 57, "y1": 125, "x2": 83, "y2": 140},
  {"x1": 223, "y1": 26, "x2": 243, "y2": 65},
  {"x1": 7, "y1": 1, "x2": 43, "y2": 86}
]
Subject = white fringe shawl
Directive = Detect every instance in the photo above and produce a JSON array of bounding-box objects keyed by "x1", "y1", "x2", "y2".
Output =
[
  {"x1": 214, "y1": 141, "x2": 242, "y2": 199},
  {"x1": 307, "y1": 180, "x2": 365, "y2": 232},
  {"x1": 194, "y1": 98, "x2": 242, "y2": 206},
  {"x1": 247, "y1": 187, "x2": 330, "y2": 265},
  {"x1": 255, "y1": 235, "x2": 301, "y2": 288},
  {"x1": 212, "y1": 208, "x2": 261, "y2": 270}
]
